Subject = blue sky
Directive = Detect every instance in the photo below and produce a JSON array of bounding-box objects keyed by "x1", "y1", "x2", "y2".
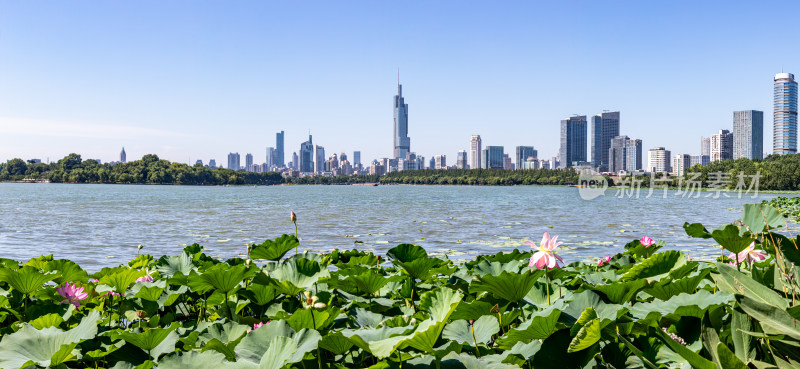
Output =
[{"x1": 1, "y1": 1, "x2": 797, "y2": 165}]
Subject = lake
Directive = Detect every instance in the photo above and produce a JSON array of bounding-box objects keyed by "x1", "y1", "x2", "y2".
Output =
[{"x1": 0, "y1": 183, "x2": 790, "y2": 270}]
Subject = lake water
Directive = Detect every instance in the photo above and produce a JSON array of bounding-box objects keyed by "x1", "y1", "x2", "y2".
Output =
[{"x1": 0, "y1": 183, "x2": 792, "y2": 271}]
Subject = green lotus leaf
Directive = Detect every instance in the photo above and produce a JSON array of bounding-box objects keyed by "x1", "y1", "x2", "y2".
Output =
[
  {"x1": 713, "y1": 262, "x2": 788, "y2": 309},
  {"x1": 736, "y1": 295, "x2": 800, "y2": 340},
  {"x1": 157, "y1": 350, "x2": 239, "y2": 369},
  {"x1": 528, "y1": 330, "x2": 600, "y2": 369},
  {"x1": 0, "y1": 266, "x2": 58, "y2": 295},
  {"x1": 341, "y1": 325, "x2": 414, "y2": 359},
  {"x1": 347, "y1": 270, "x2": 400, "y2": 295},
  {"x1": 742, "y1": 203, "x2": 784, "y2": 234},
  {"x1": 115, "y1": 322, "x2": 180, "y2": 360},
  {"x1": 319, "y1": 332, "x2": 354, "y2": 355},
  {"x1": 631, "y1": 290, "x2": 733, "y2": 322},
  {"x1": 450, "y1": 300, "x2": 495, "y2": 321},
  {"x1": 401, "y1": 319, "x2": 448, "y2": 354},
  {"x1": 29, "y1": 313, "x2": 64, "y2": 330},
  {"x1": 352, "y1": 307, "x2": 384, "y2": 328},
  {"x1": 286, "y1": 308, "x2": 331, "y2": 331},
  {"x1": 419, "y1": 287, "x2": 463, "y2": 322},
  {"x1": 655, "y1": 328, "x2": 716, "y2": 369},
  {"x1": 387, "y1": 243, "x2": 429, "y2": 262},
  {"x1": 569, "y1": 306, "x2": 597, "y2": 336},
  {"x1": 442, "y1": 315, "x2": 499, "y2": 345},
  {"x1": 188, "y1": 264, "x2": 254, "y2": 295},
  {"x1": 567, "y1": 318, "x2": 600, "y2": 352},
  {"x1": 589, "y1": 278, "x2": 650, "y2": 304},
  {"x1": 683, "y1": 222, "x2": 712, "y2": 239},
  {"x1": 644, "y1": 265, "x2": 711, "y2": 300},
  {"x1": 266, "y1": 258, "x2": 329, "y2": 289},
  {"x1": 495, "y1": 303, "x2": 562, "y2": 349},
  {"x1": 396, "y1": 257, "x2": 444, "y2": 281},
  {"x1": 258, "y1": 335, "x2": 297, "y2": 369},
  {"x1": 235, "y1": 320, "x2": 320, "y2": 367},
  {"x1": 197, "y1": 320, "x2": 250, "y2": 345},
  {"x1": 155, "y1": 252, "x2": 195, "y2": 278},
  {"x1": 131, "y1": 280, "x2": 167, "y2": 302},
  {"x1": 241, "y1": 284, "x2": 277, "y2": 306},
  {"x1": 0, "y1": 311, "x2": 100, "y2": 369},
  {"x1": 24, "y1": 254, "x2": 54, "y2": 270},
  {"x1": 439, "y1": 351, "x2": 519, "y2": 369},
  {"x1": 99, "y1": 268, "x2": 146, "y2": 294},
  {"x1": 469, "y1": 270, "x2": 541, "y2": 303},
  {"x1": 621, "y1": 250, "x2": 686, "y2": 282},
  {"x1": 471, "y1": 260, "x2": 523, "y2": 277},
  {"x1": 249, "y1": 234, "x2": 299, "y2": 261},
  {"x1": 128, "y1": 254, "x2": 154, "y2": 270},
  {"x1": 717, "y1": 342, "x2": 749, "y2": 369},
  {"x1": 711, "y1": 224, "x2": 753, "y2": 255},
  {"x1": 44, "y1": 259, "x2": 88, "y2": 285}
]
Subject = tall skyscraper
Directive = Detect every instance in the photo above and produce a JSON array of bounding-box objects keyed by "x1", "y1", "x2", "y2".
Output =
[
  {"x1": 591, "y1": 111, "x2": 620, "y2": 172},
  {"x1": 560, "y1": 115, "x2": 588, "y2": 168},
  {"x1": 120, "y1": 147, "x2": 126, "y2": 163},
  {"x1": 700, "y1": 137, "x2": 710, "y2": 156},
  {"x1": 266, "y1": 147, "x2": 275, "y2": 167},
  {"x1": 672, "y1": 154, "x2": 691, "y2": 176},
  {"x1": 733, "y1": 110, "x2": 764, "y2": 160},
  {"x1": 710, "y1": 129, "x2": 733, "y2": 162},
  {"x1": 470, "y1": 135, "x2": 482, "y2": 169},
  {"x1": 774, "y1": 73, "x2": 798, "y2": 154},
  {"x1": 353, "y1": 151, "x2": 361, "y2": 167},
  {"x1": 456, "y1": 150, "x2": 468, "y2": 169},
  {"x1": 275, "y1": 131, "x2": 285, "y2": 167},
  {"x1": 299, "y1": 135, "x2": 314, "y2": 173},
  {"x1": 434, "y1": 155, "x2": 446, "y2": 169},
  {"x1": 608, "y1": 136, "x2": 629, "y2": 173},
  {"x1": 227, "y1": 153, "x2": 240, "y2": 170},
  {"x1": 245, "y1": 153, "x2": 253, "y2": 171},
  {"x1": 625, "y1": 139, "x2": 643, "y2": 172},
  {"x1": 393, "y1": 81, "x2": 410, "y2": 159},
  {"x1": 314, "y1": 145, "x2": 326, "y2": 173},
  {"x1": 483, "y1": 146, "x2": 505, "y2": 169},
  {"x1": 291, "y1": 152, "x2": 299, "y2": 170},
  {"x1": 515, "y1": 146, "x2": 537, "y2": 170},
  {"x1": 647, "y1": 147, "x2": 671, "y2": 173}
]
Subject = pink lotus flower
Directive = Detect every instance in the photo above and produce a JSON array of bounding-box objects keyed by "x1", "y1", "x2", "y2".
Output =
[
  {"x1": 89, "y1": 278, "x2": 99, "y2": 283},
  {"x1": 249, "y1": 321, "x2": 268, "y2": 332},
  {"x1": 57, "y1": 282, "x2": 88, "y2": 307},
  {"x1": 526, "y1": 232, "x2": 565, "y2": 270},
  {"x1": 640, "y1": 236, "x2": 655, "y2": 247},
  {"x1": 101, "y1": 291, "x2": 121, "y2": 298},
  {"x1": 136, "y1": 274, "x2": 154, "y2": 283},
  {"x1": 598, "y1": 255, "x2": 611, "y2": 266},
  {"x1": 729, "y1": 242, "x2": 767, "y2": 265}
]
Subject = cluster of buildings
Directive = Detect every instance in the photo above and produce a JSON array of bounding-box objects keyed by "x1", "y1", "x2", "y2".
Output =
[{"x1": 107, "y1": 72, "x2": 796, "y2": 179}]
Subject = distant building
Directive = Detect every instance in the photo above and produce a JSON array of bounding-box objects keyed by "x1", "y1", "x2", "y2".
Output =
[
  {"x1": 429, "y1": 157, "x2": 435, "y2": 170},
  {"x1": 515, "y1": 146, "x2": 537, "y2": 170},
  {"x1": 195, "y1": 159, "x2": 203, "y2": 166},
  {"x1": 353, "y1": 151, "x2": 361, "y2": 167},
  {"x1": 434, "y1": 155, "x2": 446, "y2": 169},
  {"x1": 608, "y1": 136, "x2": 629, "y2": 173},
  {"x1": 774, "y1": 72, "x2": 798, "y2": 154},
  {"x1": 647, "y1": 147, "x2": 671, "y2": 174},
  {"x1": 120, "y1": 147, "x2": 127, "y2": 163},
  {"x1": 266, "y1": 147, "x2": 275, "y2": 168},
  {"x1": 689, "y1": 155, "x2": 710, "y2": 167},
  {"x1": 523, "y1": 157, "x2": 539, "y2": 170},
  {"x1": 700, "y1": 137, "x2": 711, "y2": 156},
  {"x1": 314, "y1": 145, "x2": 326, "y2": 174},
  {"x1": 483, "y1": 146, "x2": 504, "y2": 169},
  {"x1": 245, "y1": 153, "x2": 254, "y2": 171},
  {"x1": 733, "y1": 110, "x2": 764, "y2": 160},
  {"x1": 591, "y1": 111, "x2": 620, "y2": 171},
  {"x1": 456, "y1": 150, "x2": 468, "y2": 169},
  {"x1": 560, "y1": 115, "x2": 587, "y2": 168},
  {"x1": 299, "y1": 135, "x2": 314, "y2": 173},
  {"x1": 209, "y1": 159, "x2": 216, "y2": 168},
  {"x1": 369, "y1": 162, "x2": 386, "y2": 175},
  {"x1": 227, "y1": 153, "x2": 240, "y2": 170},
  {"x1": 394, "y1": 81, "x2": 411, "y2": 159},
  {"x1": 291, "y1": 152, "x2": 299, "y2": 170},
  {"x1": 470, "y1": 135, "x2": 482, "y2": 169},
  {"x1": 672, "y1": 154, "x2": 691, "y2": 176},
  {"x1": 540, "y1": 159, "x2": 551, "y2": 169},
  {"x1": 710, "y1": 129, "x2": 733, "y2": 162},
  {"x1": 275, "y1": 131, "x2": 285, "y2": 167},
  {"x1": 625, "y1": 139, "x2": 643, "y2": 172},
  {"x1": 503, "y1": 154, "x2": 513, "y2": 169}
]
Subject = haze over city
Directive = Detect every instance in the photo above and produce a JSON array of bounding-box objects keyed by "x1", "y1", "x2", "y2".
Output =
[{"x1": 1, "y1": 1, "x2": 799, "y2": 164}]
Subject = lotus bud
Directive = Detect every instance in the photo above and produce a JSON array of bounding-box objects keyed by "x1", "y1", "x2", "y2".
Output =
[
  {"x1": 137, "y1": 244, "x2": 143, "y2": 251},
  {"x1": 598, "y1": 259, "x2": 604, "y2": 266},
  {"x1": 409, "y1": 318, "x2": 417, "y2": 325},
  {"x1": 490, "y1": 304, "x2": 500, "y2": 314},
  {"x1": 290, "y1": 211, "x2": 297, "y2": 223},
  {"x1": 304, "y1": 290, "x2": 312, "y2": 299},
  {"x1": 313, "y1": 302, "x2": 326, "y2": 309},
  {"x1": 136, "y1": 310, "x2": 147, "y2": 319},
  {"x1": 468, "y1": 320, "x2": 474, "y2": 326}
]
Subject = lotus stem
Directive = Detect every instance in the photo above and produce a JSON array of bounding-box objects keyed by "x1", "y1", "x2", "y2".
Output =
[
  {"x1": 545, "y1": 269, "x2": 551, "y2": 305},
  {"x1": 294, "y1": 223, "x2": 299, "y2": 255},
  {"x1": 470, "y1": 323, "x2": 481, "y2": 358}
]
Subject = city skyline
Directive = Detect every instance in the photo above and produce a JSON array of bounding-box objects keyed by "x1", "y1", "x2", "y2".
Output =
[{"x1": 2, "y1": 2, "x2": 799, "y2": 164}]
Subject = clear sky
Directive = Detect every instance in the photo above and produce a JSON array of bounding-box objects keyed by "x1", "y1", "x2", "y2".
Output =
[{"x1": 1, "y1": 1, "x2": 798, "y2": 165}]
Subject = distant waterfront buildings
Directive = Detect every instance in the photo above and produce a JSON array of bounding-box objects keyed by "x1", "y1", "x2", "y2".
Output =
[
  {"x1": 483, "y1": 146, "x2": 505, "y2": 169},
  {"x1": 314, "y1": 145, "x2": 326, "y2": 174},
  {"x1": 672, "y1": 154, "x2": 691, "y2": 176},
  {"x1": 647, "y1": 147, "x2": 671, "y2": 174},
  {"x1": 245, "y1": 153, "x2": 253, "y2": 171},
  {"x1": 227, "y1": 153, "x2": 240, "y2": 170},
  {"x1": 434, "y1": 155, "x2": 446, "y2": 169},
  {"x1": 710, "y1": 129, "x2": 733, "y2": 162},
  {"x1": 120, "y1": 147, "x2": 126, "y2": 163},
  {"x1": 353, "y1": 151, "x2": 361, "y2": 168},
  {"x1": 393, "y1": 81, "x2": 410, "y2": 159},
  {"x1": 608, "y1": 136, "x2": 629, "y2": 173},
  {"x1": 299, "y1": 135, "x2": 314, "y2": 173},
  {"x1": 195, "y1": 159, "x2": 203, "y2": 166},
  {"x1": 690, "y1": 155, "x2": 710, "y2": 167},
  {"x1": 291, "y1": 152, "x2": 299, "y2": 170},
  {"x1": 209, "y1": 159, "x2": 216, "y2": 168},
  {"x1": 503, "y1": 154, "x2": 513, "y2": 169},
  {"x1": 275, "y1": 131, "x2": 285, "y2": 167},
  {"x1": 591, "y1": 111, "x2": 620, "y2": 172},
  {"x1": 515, "y1": 146, "x2": 537, "y2": 170},
  {"x1": 774, "y1": 72, "x2": 798, "y2": 154},
  {"x1": 456, "y1": 150, "x2": 468, "y2": 169},
  {"x1": 625, "y1": 139, "x2": 643, "y2": 172},
  {"x1": 470, "y1": 135, "x2": 482, "y2": 169},
  {"x1": 266, "y1": 147, "x2": 275, "y2": 168},
  {"x1": 560, "y1": 115, "x2": 588, "y2": 168},
  {"x1": 700, "y1": 137, "x2": 710, "y2": 156},
  {"x1": 733, "y1": 110, "x2": 764, "y2": 160}
]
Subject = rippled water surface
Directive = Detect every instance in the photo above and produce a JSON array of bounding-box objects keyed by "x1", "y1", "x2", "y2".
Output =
[{"x1": 0, "y1": 183, "x2": 792, "y2": 270}]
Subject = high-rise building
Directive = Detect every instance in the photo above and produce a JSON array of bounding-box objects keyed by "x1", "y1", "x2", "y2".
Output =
[
  {"x1": 120, "y1": 147, "x2": 126, "y2": 163},
  {"x1": 700, "y1": 137, "x2": 711, "y2": 156},
  {"x1": 314, "y1": 145, "x2": 326, "y2": 173},
  {"x1": 456, "y1": 150, "x2": 468, "y2": 169},
  {"x1": 560, "y1": 115, "x2": 588, "y2": 168},
  {"x1": 591, "y1": 111, "x2": 620, "y2": 172},
  {"x1": 774, "y1": 73, "x2": 798, "y2": 154},
  {"x1": 733, "y1": 110, "x2": 764, "y2": 160},
  {"x1": 227, "y1": 153, "x2": 240, "y2": 170},
  {"x1": 608, "y1": 136, "x2": 629, "y2": 173},
  {"x1": 275, "y1": 131, "x2": 285, "y2": 167},
  {"x1": 672, "y1": 154, "x2": 691, "y2": 176},
  {"x1": 434, "y1": 155, "x2": 446, "y2": 169},
  {"x1": 689, "y1": 155, "x2": 710, "y2": 167},
  {"x1": 710, "y1": 129, "x2": 733, "y2": 162},
  {"x1": 647, "y1": 147, "x2": 671, "y2": 174},
  {"x1": 625, "y1": 139, "x2": 643, "y2": 172},
  {"x1": 470, "y1": 135, "x2": 482, "y2": 169},
  {"x1": 208, "y1": 159, "x2": 216, "y2": 168},
  {"x1": 299, "y1": 135, "x2": 314, "y2": 173},
  {"x1": 503, "y1": 154, "x2": 513, "y2": 169},
  {"x1": 394, "y1": 81, "x2": 410, "y2": 159},
  {"x1": 195, "y1": 159, "x2": 203, "y2": 166},
  {"x1": 515, "y1": 146, "x2": 537, "y2": 170},
  {"x1": 483, "y1": 146, "x2": 505, "y2": 169},
  {"x1": 291, "y1": 152, "x2": 299, "y2": 170},
  {"x1": 266, "y1": 147, "x2": 275, "y2": 168},
  {"x1": 353, "y1": 151, "x2": 361, "y2": 167},
  {"x1": 245, "y1": 153, "x2": 253, "y2": 171}
]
